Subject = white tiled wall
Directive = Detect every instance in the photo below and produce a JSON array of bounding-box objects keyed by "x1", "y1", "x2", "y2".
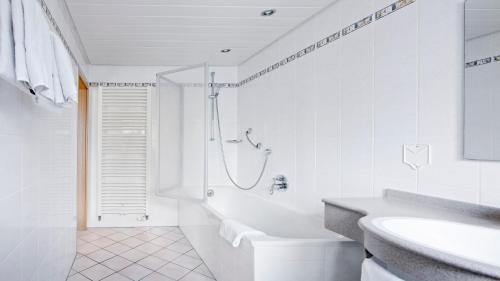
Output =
[
  {"x1": 0, "y1": 79, "x2": 77, "y2": 280},
  {"x1": 237, "y1": 0, "x2": 500, "y2": 217}
]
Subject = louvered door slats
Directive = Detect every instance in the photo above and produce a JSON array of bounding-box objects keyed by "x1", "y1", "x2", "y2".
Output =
[{"x1": 97, "y1": 87, "x2": 151, "y2": 217}]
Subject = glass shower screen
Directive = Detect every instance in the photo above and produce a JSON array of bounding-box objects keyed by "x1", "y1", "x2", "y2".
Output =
[{"x1": 154, "y1": 64, "x2": 208, "y2": 201}]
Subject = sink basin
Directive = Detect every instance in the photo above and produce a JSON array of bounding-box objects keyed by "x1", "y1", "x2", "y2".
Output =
[{"x1": 372, "y1": 217, "x2": 500, "y2": 268}]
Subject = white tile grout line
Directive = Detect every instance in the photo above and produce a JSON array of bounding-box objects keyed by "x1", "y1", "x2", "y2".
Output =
[
  {"x1": 88, "y1": 0, "x2": 416, "y2": 89},
  {"x1": 70, "y1": 227, "x2": 215, "y2": 281}
]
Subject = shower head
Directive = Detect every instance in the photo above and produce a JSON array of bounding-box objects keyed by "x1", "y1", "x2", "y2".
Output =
[{"x1": 209, "y1": 72, "x2": 221, "y2": 99}]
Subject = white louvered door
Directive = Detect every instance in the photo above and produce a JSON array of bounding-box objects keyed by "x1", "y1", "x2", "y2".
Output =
[{"x1": 97, "y1": 86, "x2": 151, "y2": 220}]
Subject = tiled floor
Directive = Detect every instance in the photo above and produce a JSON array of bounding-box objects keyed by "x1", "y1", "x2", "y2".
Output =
[{"x1": 68, "y1": 227, "x2": 216, "y2": 281}]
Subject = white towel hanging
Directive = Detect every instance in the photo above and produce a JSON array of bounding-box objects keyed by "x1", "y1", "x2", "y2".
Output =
[
  {"x1": 0, "y1": 0, "x2": 16, "y2": 80},
  {"x1": 11, "y1": 0, "x2": 30, "y2": 84},
  {"x1": 12, "y1": 0, "x2": 54, "y2": 100},
  {"x1": 51, "y1": 32, "x2": 77, "y2": 104}
]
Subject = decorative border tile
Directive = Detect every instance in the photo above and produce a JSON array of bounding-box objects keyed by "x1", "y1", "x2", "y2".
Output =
[
  {"x1": 89, "y1": 82, "x2": 157, "y2": 87},
  {"x1": 237, "y1": 0, "x2": 415, "y2": 88},
  {"x1": 89, "y1": 82, "x2": 239, "y2": 88},
  {"x1": 317, "y1": 31, "x2": 341, "y2": 49},
  {"x1": 466, "y1": 57, "x2": 492, "y2": 68},
  {"x1": 376, "y1": 0, "x2": 416, "y2": 20},
  {"x1": 342, "y1": 15, "x2": 373, "y2": 36}
]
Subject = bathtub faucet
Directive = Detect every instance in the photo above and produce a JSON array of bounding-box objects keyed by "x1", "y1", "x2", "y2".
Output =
[{"x1": 269, "y1": 175, "x2": 288, "y2": 195}]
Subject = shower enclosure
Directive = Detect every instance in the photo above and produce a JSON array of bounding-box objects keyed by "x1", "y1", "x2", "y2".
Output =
[
  {"x1": 155, "y1": 64, "x2": 272, "y2": 201},
  {"x1": 154, "y1": 64, "x2": 209, "y2": 201}
]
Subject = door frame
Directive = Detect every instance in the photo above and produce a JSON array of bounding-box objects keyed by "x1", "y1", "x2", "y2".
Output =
[{"x1": 77, "y1": 77, "x2": 88, "y2": 230}]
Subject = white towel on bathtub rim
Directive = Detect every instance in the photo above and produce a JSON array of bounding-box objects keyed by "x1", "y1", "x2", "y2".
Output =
[
  {"x1": 361, "y1": 259, "x2": 405, "y2": 281},
  {"x1": 219, "y1": 219, "x2": 265, "y2": 247},
  {"x1": 0, "y1": 0, "x2": 16, "y2": 80}
]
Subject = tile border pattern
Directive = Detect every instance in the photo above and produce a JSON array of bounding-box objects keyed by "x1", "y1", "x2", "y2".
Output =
[
  {"x1": 88, "y1": 0, "x2": 415, "y2": 89},
  {"x1": 88, "y1": 82, "x2": 239, "y2": 88},
  {"x1": 235, "y1": 0, "x2": 416, "y2": 88},
  {"x1": 466, "y1": 56, "x2": 500, "y2": 68}
]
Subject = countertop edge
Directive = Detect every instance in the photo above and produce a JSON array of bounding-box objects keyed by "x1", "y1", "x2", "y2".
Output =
[
  {"x1": 358, "y1": 216, "x2": 500, "y2": 279},
  {"x1": 323, "y1": 189, "x2": 500, "y2": 279}
]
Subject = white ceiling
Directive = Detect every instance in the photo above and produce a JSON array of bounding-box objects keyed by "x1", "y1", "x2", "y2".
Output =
[
  {"x1": 466, "y1": 0, "x2": 500, "y2": 40},
  {"x1": 65, "y1": 0, "x2": 333, "y2": 66}
]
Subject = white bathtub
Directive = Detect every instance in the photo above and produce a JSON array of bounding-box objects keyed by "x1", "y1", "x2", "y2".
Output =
[{"x1": 178, "y1": 187, "x2": 364, "y2": 281}]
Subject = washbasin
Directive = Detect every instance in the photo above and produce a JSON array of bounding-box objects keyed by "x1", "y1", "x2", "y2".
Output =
[{"x1": 371, "y1": 217, "x2": 500, "y2": 268}]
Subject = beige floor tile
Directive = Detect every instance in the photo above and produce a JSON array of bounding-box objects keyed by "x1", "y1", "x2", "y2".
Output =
[
  {"x1": 77, "y1": 243, "x2": 100, "y2": 255},
  {"x1": 141, "y1": 272, "x2": 175, "y2": 281},
  {"x1": 101, "y1": 273, "x2": 132, "y2": 281},
  {"x1": 105, "y1": 243, "x2": 132, "y2": 255},
  {"x1": 88, "y1": 228, "x2": 117, "y2": 236},
  {"x1": 119, "y1": 248, "x2": 149, "y2": 262},
  {"x1": 157, "y1": 263, "x2": 190, "y2": 280},
  {"x1": 184, "y1": 250, "x2": 200, "y2": 259},
  {"x1": 150, "y1": 237, "x2": 175, "y2": 247},
  {"x1": 87, "y1": 249, "x2": 115, "y2": 263},
  {"x1": 67, "y1": 273, "x2": 91, "y2": 281},
  {"x1": 119, "y1": 264, "x2": 153, "y2": 281},
  {"x1": 172, "y1": 255, "x2": 202, "y2": 270},
  {"x1": 162, "y1": 232, "x2": 184, "y2": 241},
  {"x1": 167, "y1": 242, "x2": 192, "y2": 254},
  {"x1": 80, "y1": 264, "x2": 114, "y2": 281},
  {"x1": 91, "y1": 237, "x2": 116, "y2": 248},
  {"x1": 73, "y1": 227, "x2": 216, "y2": 281},
  {"x1": 101, "y1": 256, "x2": 134, "y2": 271},
  {"x1": 153, "y1": 249, "x2": 183, "y2": 262},
  {"x1": 180, "y1": 272, "x2": 215, "y2": 281},
  {"x1": 108, "y1": 232, "x2": 130, "y2": 242},
  {"x1": 121, "y1": 237, "x2": 145, "y2": 248},
  {"x1": 134, "y1": 232, "x2": 159, "y2": 242},
  {"x1": 193, "y1": 264, "x2": 213, "y2": 279},
  {"x1": 79, "y1": 233, "x2": 102, "y2": 243},
  {"x1": 137, "y1": 255, "x2": 169, "y2": 271},
  {"x1": 72, "y1": 256, "x2": 98, "y2": 272},
  {"x1": 135, "y1": 242, "x2": 162, "y2": 255}
]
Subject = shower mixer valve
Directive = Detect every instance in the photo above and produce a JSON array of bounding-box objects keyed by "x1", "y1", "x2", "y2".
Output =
[{"x1": 269, "y1": 175, "x2": 288, "y2": 195}]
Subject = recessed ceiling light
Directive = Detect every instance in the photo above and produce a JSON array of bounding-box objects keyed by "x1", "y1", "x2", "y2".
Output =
[
  {"x1": 221, "y1": 49, "x2": 232, "y2": 53},
  {"x1": 261, "y1": 9, "x2": 276, "y2": 17}
]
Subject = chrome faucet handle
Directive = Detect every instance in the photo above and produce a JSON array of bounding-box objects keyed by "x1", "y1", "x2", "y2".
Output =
[{"x1": 269, "y1": 175, "x2": 288, "y2": 195}]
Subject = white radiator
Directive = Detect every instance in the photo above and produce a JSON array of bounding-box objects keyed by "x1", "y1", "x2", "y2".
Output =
[{"x1": 97, "y1": 87, "x2": 151, "y2": 219}]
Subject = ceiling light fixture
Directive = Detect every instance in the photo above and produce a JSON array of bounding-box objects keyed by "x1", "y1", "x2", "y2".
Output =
[
  {"x1": 221, "y1": 49, "x2": 232, "y2": 53},
  {"x1": 261, "y1": 9, "x2": 276, "y2": 17}
]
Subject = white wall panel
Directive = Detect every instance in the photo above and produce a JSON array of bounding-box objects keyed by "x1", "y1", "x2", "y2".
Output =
[
  {"x1": 0, "y1": 79, "x2": 77, "y2": 281},
  {"x1": 237, "y1": 0, "x2": 500, "y2": 218}
]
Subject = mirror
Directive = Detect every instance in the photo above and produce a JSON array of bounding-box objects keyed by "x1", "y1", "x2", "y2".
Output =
[{"x1": 464, "y1": 0, "x2": 500, "y2": 160}]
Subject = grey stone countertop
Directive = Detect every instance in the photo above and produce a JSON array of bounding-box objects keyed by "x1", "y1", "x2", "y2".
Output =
[{"x1": 323, "y1": 190, "x2": 500, "y2": 280}]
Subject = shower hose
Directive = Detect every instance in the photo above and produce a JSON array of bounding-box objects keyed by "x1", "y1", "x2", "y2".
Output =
[{"x1": 214, "y1": 96, "x2": 270, "y2": 190}]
